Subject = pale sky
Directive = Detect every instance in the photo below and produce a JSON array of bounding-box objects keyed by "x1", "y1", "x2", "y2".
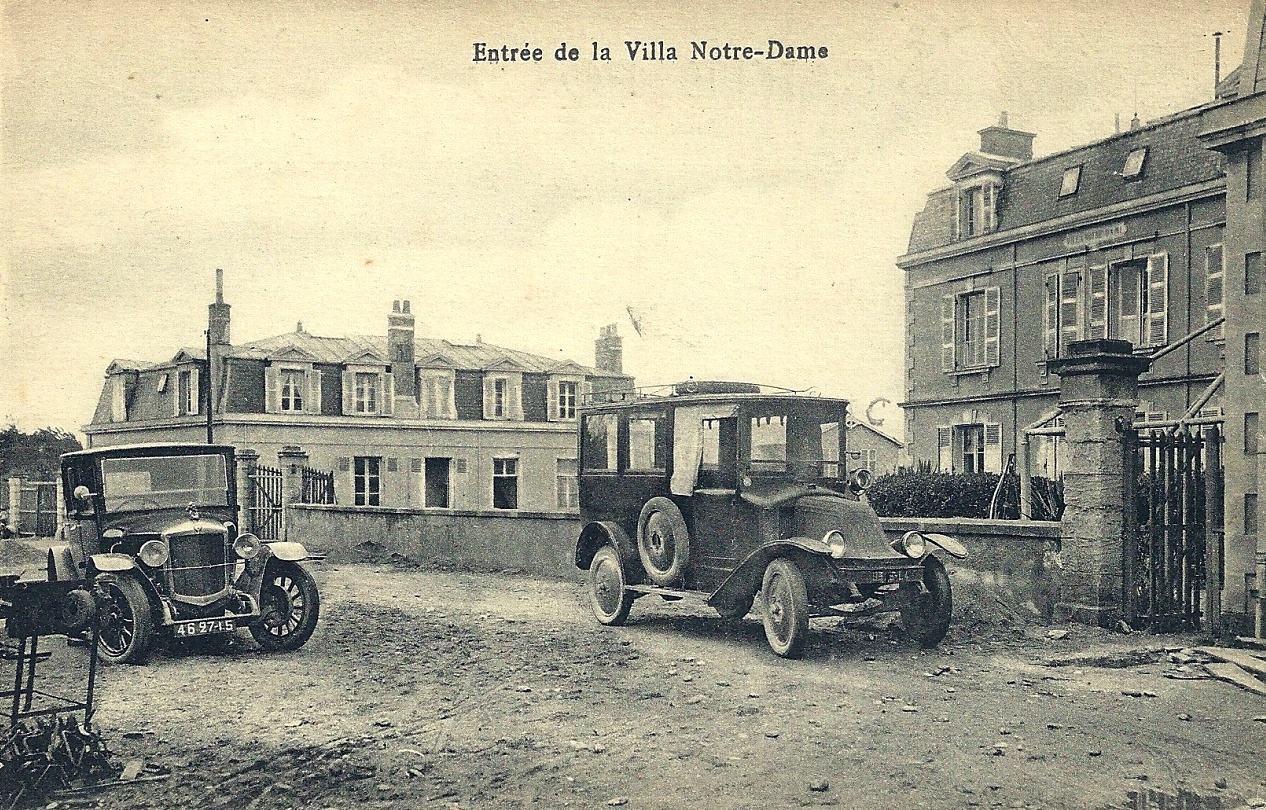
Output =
[{"x1": 0, "y1": 0, "x2": 1248, "y2": 436}]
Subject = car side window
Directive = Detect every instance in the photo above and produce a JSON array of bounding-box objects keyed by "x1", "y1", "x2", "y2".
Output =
[
  {"x1": 582, "y1": 414, "x2": 618, "y2": 471},
  {"x1": 627, "y1": 412, "x2": 667, "y2": 471}
]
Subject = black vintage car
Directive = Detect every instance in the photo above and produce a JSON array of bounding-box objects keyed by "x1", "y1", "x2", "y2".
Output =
[
  {"x1": 573, "y1": 382, "x2": 966, "y2": 658},
  {"x1": 50, "y1": 444, "x2": 320, "y2": 664}
]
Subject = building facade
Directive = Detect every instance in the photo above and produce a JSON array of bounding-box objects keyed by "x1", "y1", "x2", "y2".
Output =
[
  {"x1": 900, "y1": 109, "x2": 1228, "y2": 479},
  {"x1": 84, "y1": 280, "x2": 634, "y2": 514}
]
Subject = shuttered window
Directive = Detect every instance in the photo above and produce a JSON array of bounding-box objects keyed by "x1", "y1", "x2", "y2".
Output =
[
  {"x1": 418, "y1": 371, "x2": 455, "y2": 419},
  {"x1": 942, "y1": 286, "x2": 1000, "y2": 373},
  {"x1": 1145, "y1": 253, "x2": 1168, "y2": 347}
]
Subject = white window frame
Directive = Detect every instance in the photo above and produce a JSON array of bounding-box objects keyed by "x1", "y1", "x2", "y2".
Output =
[
  {"x1": 279, "y1": 368, "x2": 305, "y2": 412},
  {"x1": 556, "y1": 457, "x2": 578, "y2": 510},
  {"x1": 483, "y1": 372, "x2": 524, "y2": 421},
  {"x1": 549, "y1": 376, "x2": 583, "y2": 421},
  {"x1": 1059, "y1": 166, "x2": 1082, "y2": 197},
  {"x1": 174, "y1": 366, "x2": 200, "y2": 417},
  {"x1": 1122, "y1": 147, "x2": 1148, "y2": 180},
  {"x1": 492, "y1": 455, "x2": 519, "y2": 510},
  {"x1": 941, "y1": 286, "x2": 1000, "y2": 373},
  {"x1": 954, "y1": 180, "x2": 1000, "y2": 240},
  {"x1": 342, "y1": 365, "x2": 393, "y2": 417}
]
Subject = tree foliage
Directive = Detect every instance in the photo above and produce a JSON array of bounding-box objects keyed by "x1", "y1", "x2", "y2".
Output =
[{"x1": 0, "y1": 426, "x2": 83, "y2": 484}]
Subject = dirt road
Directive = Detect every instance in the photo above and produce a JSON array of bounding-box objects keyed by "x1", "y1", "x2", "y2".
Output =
[{"x1": 19, "y1": 561, "x2": 1266, "y2": 810}]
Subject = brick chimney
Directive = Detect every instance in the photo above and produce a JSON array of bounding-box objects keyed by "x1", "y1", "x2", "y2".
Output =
[
  {"x1": 595, "y1": 324, "x2": 622, "y2": 375},
  {"x1": 208, "y1": 268, "x2": 231, "y2": 346},
  {"x1": 389, "y1": 299, "x2": 418, "y2": 417},
  {"x1": 977, "y1": 112, "x2": 1036, "y2": 163}
]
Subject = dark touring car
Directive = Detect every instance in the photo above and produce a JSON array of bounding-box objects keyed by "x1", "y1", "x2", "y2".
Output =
[
  {"x1": 573, "y1": 382, "x2": 966, "y2": 658},
  {"x1": 50, "y1": 444, "x2": 320, "y2": 664}
]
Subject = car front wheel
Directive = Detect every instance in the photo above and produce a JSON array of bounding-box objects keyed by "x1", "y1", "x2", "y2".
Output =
[
  {"x1": 95, "y1": 576, "x2": 155, "y2": 665},
  {"x1": 250, "y1": 561, "x2": 320, "y2": 652},
  {"x1": 900, "y1": 556, "x2": 953, "y2": 648},
  {"x1": 761, "y1": 558, "x2": 809, "y2": 658}
]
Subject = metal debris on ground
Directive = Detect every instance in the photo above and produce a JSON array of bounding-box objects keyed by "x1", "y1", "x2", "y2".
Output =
[{"x1": 0, "y1": 715, "x2": 115, "y2": 806}]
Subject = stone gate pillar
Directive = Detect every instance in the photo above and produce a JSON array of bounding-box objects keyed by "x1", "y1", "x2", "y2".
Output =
[
  {"x1": 1047, "y1": 339, "x2": 1151, "y2": 627},
  {"x1": 7, "y1": 478, "x2": 21, "y2": 536},
  {"x1": 235, "y1": 449, "x2": 259, "y2": 532},
  {"x1": 278, "y1": 445, "x2": 309, "y2": 542}
]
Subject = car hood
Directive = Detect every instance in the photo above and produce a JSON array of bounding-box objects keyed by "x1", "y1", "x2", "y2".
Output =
[
  {"x1": 793, "y1": 495, "x2": 899, "y2": 560},
  {"x1": 98, "y1": 507, "x2": 236, "y2": 536}
]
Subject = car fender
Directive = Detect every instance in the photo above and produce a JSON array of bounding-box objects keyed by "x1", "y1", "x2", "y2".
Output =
[
  {"x1": 265, "y1": 541, "x2": 310, "y2": 561},
  {"x1": 923, "y1": 533, "x2": 969, "y2": 560},
  {"x1": 47, "y1": 545, "x2": 82, "y2": 583},
  {"x1": 90, "y1": 553, "x2": 137, "y2": 573},
  {"x1": 706, "y1": 538, "x2": 832, "y2": 614},
  {"x1": 574, "y1": 521, "x2": 641, "y2": 575}
]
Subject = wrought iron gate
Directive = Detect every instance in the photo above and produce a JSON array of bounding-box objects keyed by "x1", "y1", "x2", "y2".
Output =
[
  {"x1": 1122, "y1": 426, "x2": 1222, "y2": 631},
  {"x1": 247, "y1": 463, "x2": 283, "y2": 541},
  {"x1": 300, "y1": 466, "x2": 336, "y2": 504}
]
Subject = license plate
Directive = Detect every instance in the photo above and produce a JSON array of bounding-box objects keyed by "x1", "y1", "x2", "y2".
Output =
[
  {"x1": 877, "y1": 568, "x2": 923, "y2": 584},
  {"x1": 173, "y1": 618, "x2": 235, "y2": 638}
]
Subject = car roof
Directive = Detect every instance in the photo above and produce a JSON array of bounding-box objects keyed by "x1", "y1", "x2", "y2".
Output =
[
  {"x1": 579, "y1": 392, "x2": 850, "y2": 413},
  {"x1": 62, "y1": 443, "x2": 236, "y2": 461}
]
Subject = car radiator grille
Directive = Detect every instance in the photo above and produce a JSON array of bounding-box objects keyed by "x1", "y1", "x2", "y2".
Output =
[{"x1": 169, "y1": 533, "x2": 229, "y2": 598}]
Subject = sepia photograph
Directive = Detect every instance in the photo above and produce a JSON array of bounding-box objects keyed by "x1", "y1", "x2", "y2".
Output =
[{"x1": 2, "y1": 0, "x2": 1265, "y2": 807}]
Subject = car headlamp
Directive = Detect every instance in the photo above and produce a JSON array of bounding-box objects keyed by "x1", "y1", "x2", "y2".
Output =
[
  {"x1": 138, "y1": 539, "x2": 170, "y2": 568},
  {"x1": 823, "y1": 530, "x2": 847, "y2": 559},
  {"x1": 233, "y1": 533, "x2": 262, "y2": 560},
  {"x1": 897, "y1": 530, "x2": 927, "y2": 559},
  {"x1": 847, "y1": 468, "x2": 873, "y2": 495}
]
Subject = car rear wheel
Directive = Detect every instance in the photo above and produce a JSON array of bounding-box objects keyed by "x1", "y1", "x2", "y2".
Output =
[
  {"x1": 636, "y1": 497, "x2": 690, "y2": 586},
  {"x1": 250, "y1": 561, "x2": 320, "y2": 652},
  {"x1": 589, "y1": 545, "x2": 635, "y2": 626},
  {"x1": 900, "y1": 556, "x2": 953, "y2": 648},
  {"x1": 96, "y1": 576, "x2": 154, "y2": 665},
  {"x1": 761, "y1": 558, "x2": 809, "y2": 658}
]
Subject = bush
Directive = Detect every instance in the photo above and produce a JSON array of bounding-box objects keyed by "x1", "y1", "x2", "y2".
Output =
[{"x1": 867, "y1": 469, "x2": 1063, "y2": 521}]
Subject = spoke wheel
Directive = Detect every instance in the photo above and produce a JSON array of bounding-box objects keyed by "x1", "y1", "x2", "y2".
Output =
[
  {"x1": 95, "y1": 577, "x2": 154, "y2": 665},
  {"x1": 250, "y1": 561, "x2": 320, "y2": 652},
  {"x1": 761, "y1": 558, "x2": 809, "y2": 658},
  {"x1": 900, "y1": 556, "x2": 953, "y2": 648},
  {"x1": 589, "y1": 545, "x2": 635, "y2": 626}
]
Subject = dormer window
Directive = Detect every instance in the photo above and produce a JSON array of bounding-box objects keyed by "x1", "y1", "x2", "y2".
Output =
[
  {"x1": 1122, "y1": 147, "x2": 1147, "y2": 180},
  {"x1": 1059, "y1": 166, "x2": 1081, "y2": 197},
  {"x1": 280, "y1": 369, "x2": 305, "y2": 412},
  {"x1": 955, "y1": 181, "x2": 999, "y2": 239}
]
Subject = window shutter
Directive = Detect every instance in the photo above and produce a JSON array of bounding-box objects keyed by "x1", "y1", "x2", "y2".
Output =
[
  {"x1": 941, "y1": 295, "x2": 956, "y2": 373},
  {"x1": 547, "y1": 379, "x2": 559, "y2": 422},
  {"x1": 581, "y1": 379, "x2": 594, "y2": 406},
  {"x1": 936, "y1": 427, "x2": 952, "y2": 472},
  {"x1": 342, "y1": 371, "x2": 354, "y2": 415},
  {"x1": 113, "y1": 378, "x2": 128, "y2": 422},
  {"x1": 1207, "y1": 245, "x2": 1224, "y2": 340},
  {"x1": 382, "y1": 373, "x2": 394, "y2": 416},
  {"x1": 953, "y1": 191, "x2": 962, "y2": 239},
  {"x1": 264, "y1": 367, "x2": 278, "y2": 414},
  {"x1": 1119, "y1": 262, "x2": 1141, "y2": 347},
  {"x1": 984, "y1": 423, "x2": 1003, "y2": 473},
  {"x1": 1146, "y1": 253, "x2": 1168, "y2": 347},
  {"x1": 1059, "y1": 267, "x2": 1082, "y2": 355},
  {"x1": 419, "y1": 376, "x2": 433, "y2": 418},
  {"x1": 188, "y1": 367, "x2": 200, "y2": 416},
  {"x1": 306, "y1": 368, "x2": 321, "y2": 415},
  {"x1": 441, "y1": 375, "x2": 453, "y2": 419},
  {"x1": 509, "y1": 376, "x2": 523, "y2": 421},
  {"x1": 1086, "y1": 264, "x2": 1107, "y2": 340},
  {"x1": 1044, "y1": 274, "x2": 1059, "y2": 360},
  {"x1": 483, "y1": 375, "x2": 495, "y2": 419},
  {"x1": 984, "y1": 286, "x2": 1000, "y2": 368},
  {"x1": 983, "y1": 184, "x2": 996, "y2": 233}
]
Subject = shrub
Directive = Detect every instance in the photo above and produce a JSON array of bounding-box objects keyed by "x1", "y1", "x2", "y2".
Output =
[{"x1": 867, "y1": 469, "x2": 1063, "y2": 521}]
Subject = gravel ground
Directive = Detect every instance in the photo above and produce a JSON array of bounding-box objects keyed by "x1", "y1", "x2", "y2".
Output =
[{"x1": 5, "y1": 557, "x2": 1266, "y2": 810}]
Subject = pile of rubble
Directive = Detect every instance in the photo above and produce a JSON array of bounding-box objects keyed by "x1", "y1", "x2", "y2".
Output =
[{"x1": 0, "y1": 715, "x2": 115, "y2": 806}]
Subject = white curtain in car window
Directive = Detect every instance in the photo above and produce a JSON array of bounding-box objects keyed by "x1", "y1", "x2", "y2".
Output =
[{"x1": 671, "y1": 405, "x2": 739, "y2": 496}]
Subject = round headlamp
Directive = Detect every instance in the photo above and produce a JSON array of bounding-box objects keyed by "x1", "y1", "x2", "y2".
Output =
[
  {"x1": 848, "y1": 468, "x2": 873, "y2": 495},
  {"x1": 138, "y1": 539, "x2": 170, "y2": 568},
  {"x1": 823, "y1": 529, "x2": 847, "y2": 559},
  {"x1": 233, "y1": 533, "x2": 262, "y2": 560},
  {"x1": 898, "y1": 530, "x2": 927, "y2": 559}
]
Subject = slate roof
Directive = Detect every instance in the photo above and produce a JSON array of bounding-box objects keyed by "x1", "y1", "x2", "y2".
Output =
[
  {"x1": 107, "y1": 331, "x2": 622, "y2": 378},
  {"x1": 906, "y1": 103, "x2": 1228, "y2": 256}
]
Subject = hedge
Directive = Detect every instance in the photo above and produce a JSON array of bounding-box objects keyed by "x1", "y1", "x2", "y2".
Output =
[{"x1": 866, "y1": 469, "x2": 1063, "y2": 521}]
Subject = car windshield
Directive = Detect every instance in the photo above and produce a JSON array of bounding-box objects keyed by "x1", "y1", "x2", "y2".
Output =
[
  {"x1": 101, "y1": 454, "x2": 229, "y2": 512},
  {"x1": 748, "y1": 403, "x2": 845, "y2": 480}
]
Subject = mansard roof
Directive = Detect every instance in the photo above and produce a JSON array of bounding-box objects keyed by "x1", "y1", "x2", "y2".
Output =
[{"x1": 906, "y1": 102, "x2": 1227, "y2": 257}]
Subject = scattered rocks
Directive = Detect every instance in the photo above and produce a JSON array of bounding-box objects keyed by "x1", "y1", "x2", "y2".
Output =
[
  {"x1": 607, "y1": 797, "x2": 629, "y2": 806},
  {"x1": 1177, "y1": 714, "x2": 1192, "y2": 722},
  {"x1": 1215, "y1": 778, "x2": 1228, "y2": 790},
  {"x1": 808, "y1": 779, "x2": 830, "y2": 792},
  {"x1": 1046, "y1": 629, "x2": 1070, "y2": 640},
  {"x1": 1088, "y1": 750, "x2": 1102, "y2": 757}
]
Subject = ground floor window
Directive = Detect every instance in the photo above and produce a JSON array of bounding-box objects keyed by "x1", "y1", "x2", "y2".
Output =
[
  {"x1": 937, "y1": 422, "x2": 1002, "y2": 474},
  {"x1": 959, "y1": 424, "x2": 985, "y2": 474},
  {"x1": 354, "y1": 456, "x2": 381, "y2": 506},
  {"x1": 425, "y1": 457, "x2": 451, "y2": 508},
  {"x1": 556, "y1": 457, "x2": 578, "y2": 509},
  {"x1": 493, "y1": 457, "x2": 518, "y2": 510}
]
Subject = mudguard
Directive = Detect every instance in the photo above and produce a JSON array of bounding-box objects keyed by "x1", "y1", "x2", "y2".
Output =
[
  {"x1": 90, "y1": 553, "x2": 136, "y2": 573},
  {"x1": 706, "y1": 537, "x2": 831, "y2": 613},
  {"x1": 923, "y1": 533, "x2": 969, "y2": 559},
  {"x1": 266, "y1": 541, "x2": 310, "y2": 561},
  {"x1": 574, "y1": 521, "x2": 639, "y2": 574},
  {"x1": 47, "y1": 545, "x2": 81, "y2": 582}
]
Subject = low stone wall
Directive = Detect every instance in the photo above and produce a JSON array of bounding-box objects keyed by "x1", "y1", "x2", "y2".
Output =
[
  {"x1": 880, "y1": 517, "x2": 1063, "y2": 622},
  {"x1": 287, "y1": 504, "x2": 584, "y2": 580}
]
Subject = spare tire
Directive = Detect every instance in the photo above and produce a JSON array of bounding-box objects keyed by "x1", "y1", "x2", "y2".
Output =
[{"x1": 637, "y1": 497, "x2": 691, "y2": 586}]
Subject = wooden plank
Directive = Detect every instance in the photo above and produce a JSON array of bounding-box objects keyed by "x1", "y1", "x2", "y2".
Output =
[
  {"x1": 1196, "y1": 647, "x2": 1266, "y2": 678},
  {"x1": 1205, "y1": 662, "x2": 1266, "y2": 697}
]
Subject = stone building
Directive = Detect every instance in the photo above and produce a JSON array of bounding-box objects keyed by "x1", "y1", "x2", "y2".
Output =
[{"x1": 83, "y1": 273, "x2": 634, "y2": 514}]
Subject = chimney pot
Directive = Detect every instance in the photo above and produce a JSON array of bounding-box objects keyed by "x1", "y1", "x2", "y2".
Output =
[
  {"x1": 296, "y1": 321, "x2": 304, "y2": 333},
  {"x1": 393, "y1": 300, "x2": 401, "y2": 313},
  {"x1": 402, "y1": 300, "x2": 410, "y2": 314},
  {"x1": 1130, "y1": 113, "x2": 1141, "y2": 131},
  {"x1": 998, "y1": 111, "x2": 1008, "y2": 127}
]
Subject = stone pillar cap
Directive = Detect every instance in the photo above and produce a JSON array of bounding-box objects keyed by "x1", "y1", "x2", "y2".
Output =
[{"x1": 1047, "y1": 339, "x2": 1151, "y2": 377}]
